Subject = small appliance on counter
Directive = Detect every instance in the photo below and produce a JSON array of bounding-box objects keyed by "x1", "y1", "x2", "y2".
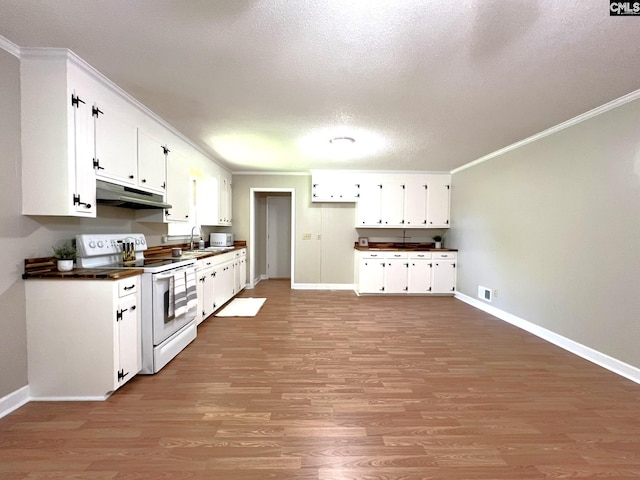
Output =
[{"x1": 210, "y1": 233, "x2": 234, "y2": 247}]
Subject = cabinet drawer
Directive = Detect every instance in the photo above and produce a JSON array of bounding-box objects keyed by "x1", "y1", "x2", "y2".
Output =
[
  {"x1": 199, "y1": 257, "x2": 215, "y2": 269},
  {"x1": 409, "y1": 252, "x2": 432, "y2": 259},
  {"x1": 360, "y1": 251, "x2": 383, "y2": 259},
  {"x1": 433, "y1": 252, "x2": 456, "y2": 260},
  {"x1": 117, "y1": 277, "x2": 139, "y2": 297},
  {"x1": 385, "y1": 252, "x2": 408, "y2": 259}
]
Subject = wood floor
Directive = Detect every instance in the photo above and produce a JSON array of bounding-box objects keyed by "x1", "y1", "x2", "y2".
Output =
[{"x1": 2, "y1": 281, "x2": 640, "y2": 479}]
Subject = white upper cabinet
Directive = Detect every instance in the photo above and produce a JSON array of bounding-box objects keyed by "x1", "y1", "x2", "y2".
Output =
[
  {"x1": 196, "y1": 162, "x2": 221, "y2": 226},
  {"x1": 165, "y1": 148, "x2": 191, "y2": 223},
  {"x1": 218, "y1": 169, "x2": 233, "y2": 225},
  {"x1": 311, "y1": 171, "x2": 360, "y2": 202},
  {"x1": 425, "y1": 174, "x2": 451, "y2": 227},
  {"x1": 356, "y1": 173, "x2": 451, "y2": 229},
  {"x1": 405, "y1": 174, "x2": 429, "y2": 227},
  {"x1": 21, "y1": 52, "x2": 97, "y2": 217},
  {"x1": 91, "y1": 88, "x2": 138, "y2": 186},
  {"x1": 136, "y1": 129, "x2": 168, "y2": 194},
  {"x1": 380, "y1": 174, "x2": 406, "y2": 226},
  {"x1": 20, "y1": 49, "x2": 226, "y2": 221},
  {"x1": 356, "y1": 175, "x2": 384, "y2": 226}
]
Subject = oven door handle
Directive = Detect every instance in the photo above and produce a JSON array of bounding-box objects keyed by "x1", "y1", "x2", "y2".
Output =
[{"x1": 154, "y1": 267, "x2": 196, "y2": 281}]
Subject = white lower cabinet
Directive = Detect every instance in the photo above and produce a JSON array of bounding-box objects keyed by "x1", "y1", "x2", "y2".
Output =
[
  {"x1": 431, "y1": 252, "x2": 457, "y2": 293},
  {"x1": 197, "y1": 248, "x2": 247, "y2": 324},
  {"x1": 233, "y1": 248, "x2": 247, "y2": 294},
  {"x1": 197, "y1": 257, "x2": 216, "y2": 324},
  {"x1": 355, "y1": 251, "x2": 456, "y2": 295},
  {"x1": 357, "y1": 252, "x2": 385, "y2": 293},
  {"x1": 25, "y1": 276, "x2": 141, "y2": 399},
  {"x1": 385, "y1": 252, "x2": 409, "y2": 293},
  {"x1": 407, "y1": 253, "x2": 433, "y2": 293}
]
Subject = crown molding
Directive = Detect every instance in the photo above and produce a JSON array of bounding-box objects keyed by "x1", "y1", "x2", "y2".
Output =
[
  {"x1": 0, "y1": 35, "x2": 20, "y2": 58},
  {"x1": 452, "y1": 88, "x2": 640, "y2": 175}
]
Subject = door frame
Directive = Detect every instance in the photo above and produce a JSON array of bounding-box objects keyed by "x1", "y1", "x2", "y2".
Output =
[{"x1": 249, "y1": 188, "x2": 295, "y2": 288}]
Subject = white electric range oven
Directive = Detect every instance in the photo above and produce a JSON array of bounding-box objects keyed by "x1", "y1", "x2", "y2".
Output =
[{"x1": 76, "y1": 233, "x2": 198, "y2": 374}]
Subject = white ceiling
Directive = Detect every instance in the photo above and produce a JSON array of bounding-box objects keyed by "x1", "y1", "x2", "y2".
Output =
[{"x1": 1, "y1": 1, "x2": 639, "y2": 173}]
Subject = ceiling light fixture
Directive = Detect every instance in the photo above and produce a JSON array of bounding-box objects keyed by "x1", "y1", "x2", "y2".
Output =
[{"x1": 329, "y1": 136, "x2": 356, "y2": 145}]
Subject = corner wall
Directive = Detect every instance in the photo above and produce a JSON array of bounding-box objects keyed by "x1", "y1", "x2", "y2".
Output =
[{"x1": 448, "y1": 96, "x2": 640, "y2": 370}]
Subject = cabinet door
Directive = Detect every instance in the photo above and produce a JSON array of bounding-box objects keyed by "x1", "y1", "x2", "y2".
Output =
[
  {"x1": 197, "y1": 172, "x2": 220, "y2": 226},
  {"x1": 432, "y1": 260, "x2": 456, "y2": 293},
  {"x1": 358, "y1": 257, "x2": 385, "y2": 293},
  {"x1": 312, "y1": 171, "x2": 360, "y2": 202},
  {"x1": 115, "y1": 295, "x2": 141, "y2": 389},
  {"x1": 219, "y1": 170, "x2": 232, "y2": 225},
  {"x1": 71, "y1": 87, "x2": 97, "y2": 216},
  {"x1": 203, "y1": 268, "x2": 215, "y2": 320},
  {"x1": 213, "y1": 262, "x2": 235, "y2": 310},
  {"x1": 426, "y1": 175, "x2": 451, "y2": 228},
  {"x1": 239, "y1": 257, "x2": 247, "y2": 290},
  {"x1": 380, "y1": 176, "x2": 406, "y2": 227},
  {"x1": 385, "y1": 258, "x2": 408, "y2": 293},
  {"x1": 357, "y1": 177, "x2": 383, "y2": 226},
  {"x1": 405, "y1": 175, "x2": 428, "y2": 227},
  {"x1": 166, "y1": 149, "x2": 191, "y2": 222},
  {"x1": 137, "y1": 129, "x2": 167, "y2": 194},
  {"x1": 408, "y1": 259, "x2": 432, "y2": 293},
  {"x1": 93, "y1": 97, "x2": 137, "y2": 186}
]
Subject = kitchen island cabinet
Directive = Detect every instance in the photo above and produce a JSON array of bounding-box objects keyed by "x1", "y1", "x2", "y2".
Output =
[{"x1": 25, "y1": 275, "x2": 141, "y2": 400}]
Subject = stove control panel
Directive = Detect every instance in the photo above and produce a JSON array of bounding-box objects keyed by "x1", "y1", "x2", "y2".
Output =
[{"x1": 76, "y1": 233, "x2": 147, "y2": 258}]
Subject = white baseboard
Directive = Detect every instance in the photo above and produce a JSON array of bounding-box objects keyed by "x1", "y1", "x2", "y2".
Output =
[
  {"x1": 0, "y1": 386, "x2": 30, "y2": 419},
  {"x1": 292, "y1": 283, "x2": 355, "y2": 291},
  {"x1": 455, "y1": 292, "x2": 640, "y2": 385},
  {"x1": 30, "y1": 395, "x2": 109, "y2": 402}
]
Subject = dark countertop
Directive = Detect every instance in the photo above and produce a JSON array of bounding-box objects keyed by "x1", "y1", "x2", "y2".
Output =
[
  {"x1": 23, "y1": 263, "x2": 143, "y2": 280},
  {"x1": 354, "y1": 242, "x2": 457, "y2": 252},
  {"x1": 23, "y1": 241, "x2": 248, "y2": 280}
]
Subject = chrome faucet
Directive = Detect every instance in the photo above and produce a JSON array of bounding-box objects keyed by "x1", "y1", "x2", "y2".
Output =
[{"x1": 190, "y1": 226, "x2": 201, "y2": 251}]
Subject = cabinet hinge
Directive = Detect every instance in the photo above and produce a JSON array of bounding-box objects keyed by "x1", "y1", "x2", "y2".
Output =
[
  {"x1": 92, "y1": 106, "x2": 103, "y2": 117},
  {"x1": 378, "y1": 184, "x2": 382, "y2": 189},
  {"x1": 116, "y1": 308, "x2": 128, "y2": 321},
  {"x1": 402, "y1": 184, "x2": 405, "y2": 189},
  {"x1": 161, "y1": 182, "x2": 166, "y2": 189},
  {"x1": 71, "y1": 94, "x2": 85, "y2": 108},
  {"x1": 117, "y1": 369, "x2": 129, "y2": 382},
  {"x1": 446, "y1": 185, "x2": 450, "y2": 189},
  {"x1": 423, "y1": 184, "x2": 427, "y2": 189},
  {"x1": 313, "y1": 183, "x2": 318, "y2": 188},
  {"x1": 452, "y1": 263, "x2": 456, "y2": 268},
  {"x1": 162, "y1": 145, "x2": 170, "y2": 155},
  {"x1": 93, "y1": 158, "x2": 104, "y2": 170},
  {"x1": 72, "y1": 194, "x2": 92, "y2": 209}
]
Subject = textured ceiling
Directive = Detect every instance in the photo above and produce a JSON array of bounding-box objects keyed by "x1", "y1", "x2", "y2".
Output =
[{"x1": 1, "y1": 0, "x2": 639, "y2": 172}]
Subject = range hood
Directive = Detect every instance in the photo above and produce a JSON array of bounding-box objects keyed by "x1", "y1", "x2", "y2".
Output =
[{"x1": 96, "y1": 180, "x2": 172, "y2": 209}]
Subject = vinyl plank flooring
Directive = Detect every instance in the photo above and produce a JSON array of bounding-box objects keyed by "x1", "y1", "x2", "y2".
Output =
[{"x1": 2, "y1": 280, "x2": 640, "y2": 478}]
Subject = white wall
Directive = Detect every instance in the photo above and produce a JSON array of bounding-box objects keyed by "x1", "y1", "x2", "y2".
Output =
[{"x1": 448, "y1": 96, "x2": 640, "y2": 370}]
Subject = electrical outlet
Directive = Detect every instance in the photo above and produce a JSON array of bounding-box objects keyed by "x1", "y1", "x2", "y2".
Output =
[
  {"x1": 493, "y1": 289, "x2": 498, "y2": 298},
  {"x1": 302, "y1": 233, "x2": 311, "y2": 240}
]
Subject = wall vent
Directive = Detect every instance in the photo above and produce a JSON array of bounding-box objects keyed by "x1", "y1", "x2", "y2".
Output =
[{"x1": 478, "y1": 286, "x2": 492, "y2": 303}]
